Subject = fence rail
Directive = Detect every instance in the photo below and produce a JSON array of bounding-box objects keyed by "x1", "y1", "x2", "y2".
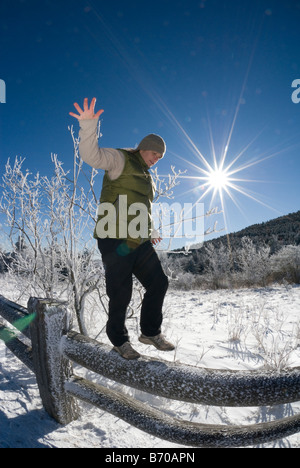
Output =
[{"x1": 1, "y1": 295, "x2": 300, "y2": 448}]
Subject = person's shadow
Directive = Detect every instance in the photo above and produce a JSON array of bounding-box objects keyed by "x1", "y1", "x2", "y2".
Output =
[
  {"x1": 0, "y1": 357, "x2": 59, "y2": 448},
  {"x1": 0, "y1": 408, "x2": 59, "y2": 448}
]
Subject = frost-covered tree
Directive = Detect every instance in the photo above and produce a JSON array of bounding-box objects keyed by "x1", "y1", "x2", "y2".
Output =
[{"x1": 0, "y1": 127, "x2": 103, "y2": 334}]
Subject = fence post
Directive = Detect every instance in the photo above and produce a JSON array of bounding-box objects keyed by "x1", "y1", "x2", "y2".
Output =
[{"x1": 28, "y1": 297, "x2": 80, "y2": 424}]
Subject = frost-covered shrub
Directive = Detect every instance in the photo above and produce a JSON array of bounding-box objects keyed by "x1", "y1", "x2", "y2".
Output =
[
  {"x1": 202, "y1": 243, "x2": 232, "y2": 289},
  {"x1": 234, "y1": 237, "x2": 271, "y2": 287},
  {"x1": 269, "y1": 245, "x2": 300, "y2": 284}
]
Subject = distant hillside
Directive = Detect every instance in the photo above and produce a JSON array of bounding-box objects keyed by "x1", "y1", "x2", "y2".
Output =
[{"x1": 204, "y1": 210, "x2": 300, "y2": 252}]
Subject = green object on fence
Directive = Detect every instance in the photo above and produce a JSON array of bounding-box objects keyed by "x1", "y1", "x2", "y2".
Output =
[
  {"x1": 0, "y1": 326, "x2": 16, "y2": 344},
  {"x1": 0, "y1": 313, "x2": 36, "y2": 344},
  {"x1": 13, "y1": 312, "x2": 36, "y2": 333}
]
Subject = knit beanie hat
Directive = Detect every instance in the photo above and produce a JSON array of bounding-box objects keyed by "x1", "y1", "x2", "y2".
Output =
[{"x1": 137, "y1": 134, "x2": 166, "y2": 156}]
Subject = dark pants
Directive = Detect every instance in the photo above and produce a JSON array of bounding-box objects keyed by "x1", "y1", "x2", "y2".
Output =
[{"x1": 97, "y1": 239, "x2": 169, "y2": 347}]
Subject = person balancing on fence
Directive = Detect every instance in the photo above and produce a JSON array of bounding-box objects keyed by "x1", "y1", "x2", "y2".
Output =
[{"x1": 70, "y1": 97, "x2": 175, "y2": 360}]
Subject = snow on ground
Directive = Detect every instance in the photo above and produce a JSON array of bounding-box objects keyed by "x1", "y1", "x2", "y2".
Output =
[{"x1": 0, "y1": 275, "x2": 300, "y2": 448}]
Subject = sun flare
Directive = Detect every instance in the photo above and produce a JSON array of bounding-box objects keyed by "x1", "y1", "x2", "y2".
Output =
[{"x1": 207, "y1": 168, "x2": 230, "y2": 190}]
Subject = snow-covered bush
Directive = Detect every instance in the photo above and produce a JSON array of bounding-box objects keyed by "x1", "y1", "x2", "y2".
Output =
[
  {"x1": 202, "y1": 242, "x2": 232, "y2": 289},
  {"x1": 269, "y1": 245, "x2": 300, "y2": 284},
  {"x1": 234, "y1": 237, "x2": 271, "y2": 287}
]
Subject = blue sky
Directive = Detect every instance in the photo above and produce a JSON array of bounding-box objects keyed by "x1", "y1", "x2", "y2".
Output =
[{"x1": 1, "y1": 0, "x2": 300, "y2": 244}]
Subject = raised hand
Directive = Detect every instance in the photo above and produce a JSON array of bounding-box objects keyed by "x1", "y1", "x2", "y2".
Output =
[{"x1": 69, "y1": 97, "x2": 104, "y2": 120}]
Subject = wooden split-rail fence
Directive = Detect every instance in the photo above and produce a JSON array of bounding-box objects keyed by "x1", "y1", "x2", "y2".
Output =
[{"x1": 0, "y1": 294, "x2": 300, "y2": 448}]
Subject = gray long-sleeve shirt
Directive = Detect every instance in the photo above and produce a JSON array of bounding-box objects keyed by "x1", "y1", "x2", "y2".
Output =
[{"x1": 79, "y1": 119, "x2": 125, "y2": 180}]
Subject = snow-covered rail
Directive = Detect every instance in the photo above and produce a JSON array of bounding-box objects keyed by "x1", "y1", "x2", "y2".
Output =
[
  {"x1": 62, "y1": 330, "x2": 300, "y2": 408},
  {"x1": 65, "y1": 374, "x2": 300, "y2": 448},
  {"x1": 1, "y1": 295, "x2": 300, "y2": 448}
]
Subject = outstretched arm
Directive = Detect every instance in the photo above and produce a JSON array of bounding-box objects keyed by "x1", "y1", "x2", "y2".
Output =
[
  {"x1": 69, "y1": 97, "x2": 124, "y2": 178},
  {"x1": 69, "y1": 97, "x2": 104, "y2": 120}
]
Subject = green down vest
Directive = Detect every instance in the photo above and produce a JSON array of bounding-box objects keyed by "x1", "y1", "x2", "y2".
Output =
[{"x1": 94, "y1": 149, "x2": 155, "y2": 246}]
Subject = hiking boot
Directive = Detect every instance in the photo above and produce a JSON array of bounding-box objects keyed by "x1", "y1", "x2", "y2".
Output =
[
  {"x1": 113, "y1": 342, "x2": 141, "y2": 360},
  {"x1": 139, "y1": 333, "x2": 175, "y2": 351}
]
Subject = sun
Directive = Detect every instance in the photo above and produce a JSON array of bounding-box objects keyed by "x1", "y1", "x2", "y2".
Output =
[
  {"x1": 207, "y1": 167, "x2": 230, "y2": 190},
  {"x1": 195, "y1": 161, "x2": 234, "y2": 212}
]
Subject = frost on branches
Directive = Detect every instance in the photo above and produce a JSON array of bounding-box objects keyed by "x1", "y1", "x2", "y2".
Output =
[{"x1": 0, "y1": 127, "x2": 103, "y2": 335}]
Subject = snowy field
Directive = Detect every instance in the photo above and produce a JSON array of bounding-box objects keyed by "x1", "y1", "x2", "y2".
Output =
[{"x1": 0, "y1": 275, "x2": 300, "y2": 449}]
